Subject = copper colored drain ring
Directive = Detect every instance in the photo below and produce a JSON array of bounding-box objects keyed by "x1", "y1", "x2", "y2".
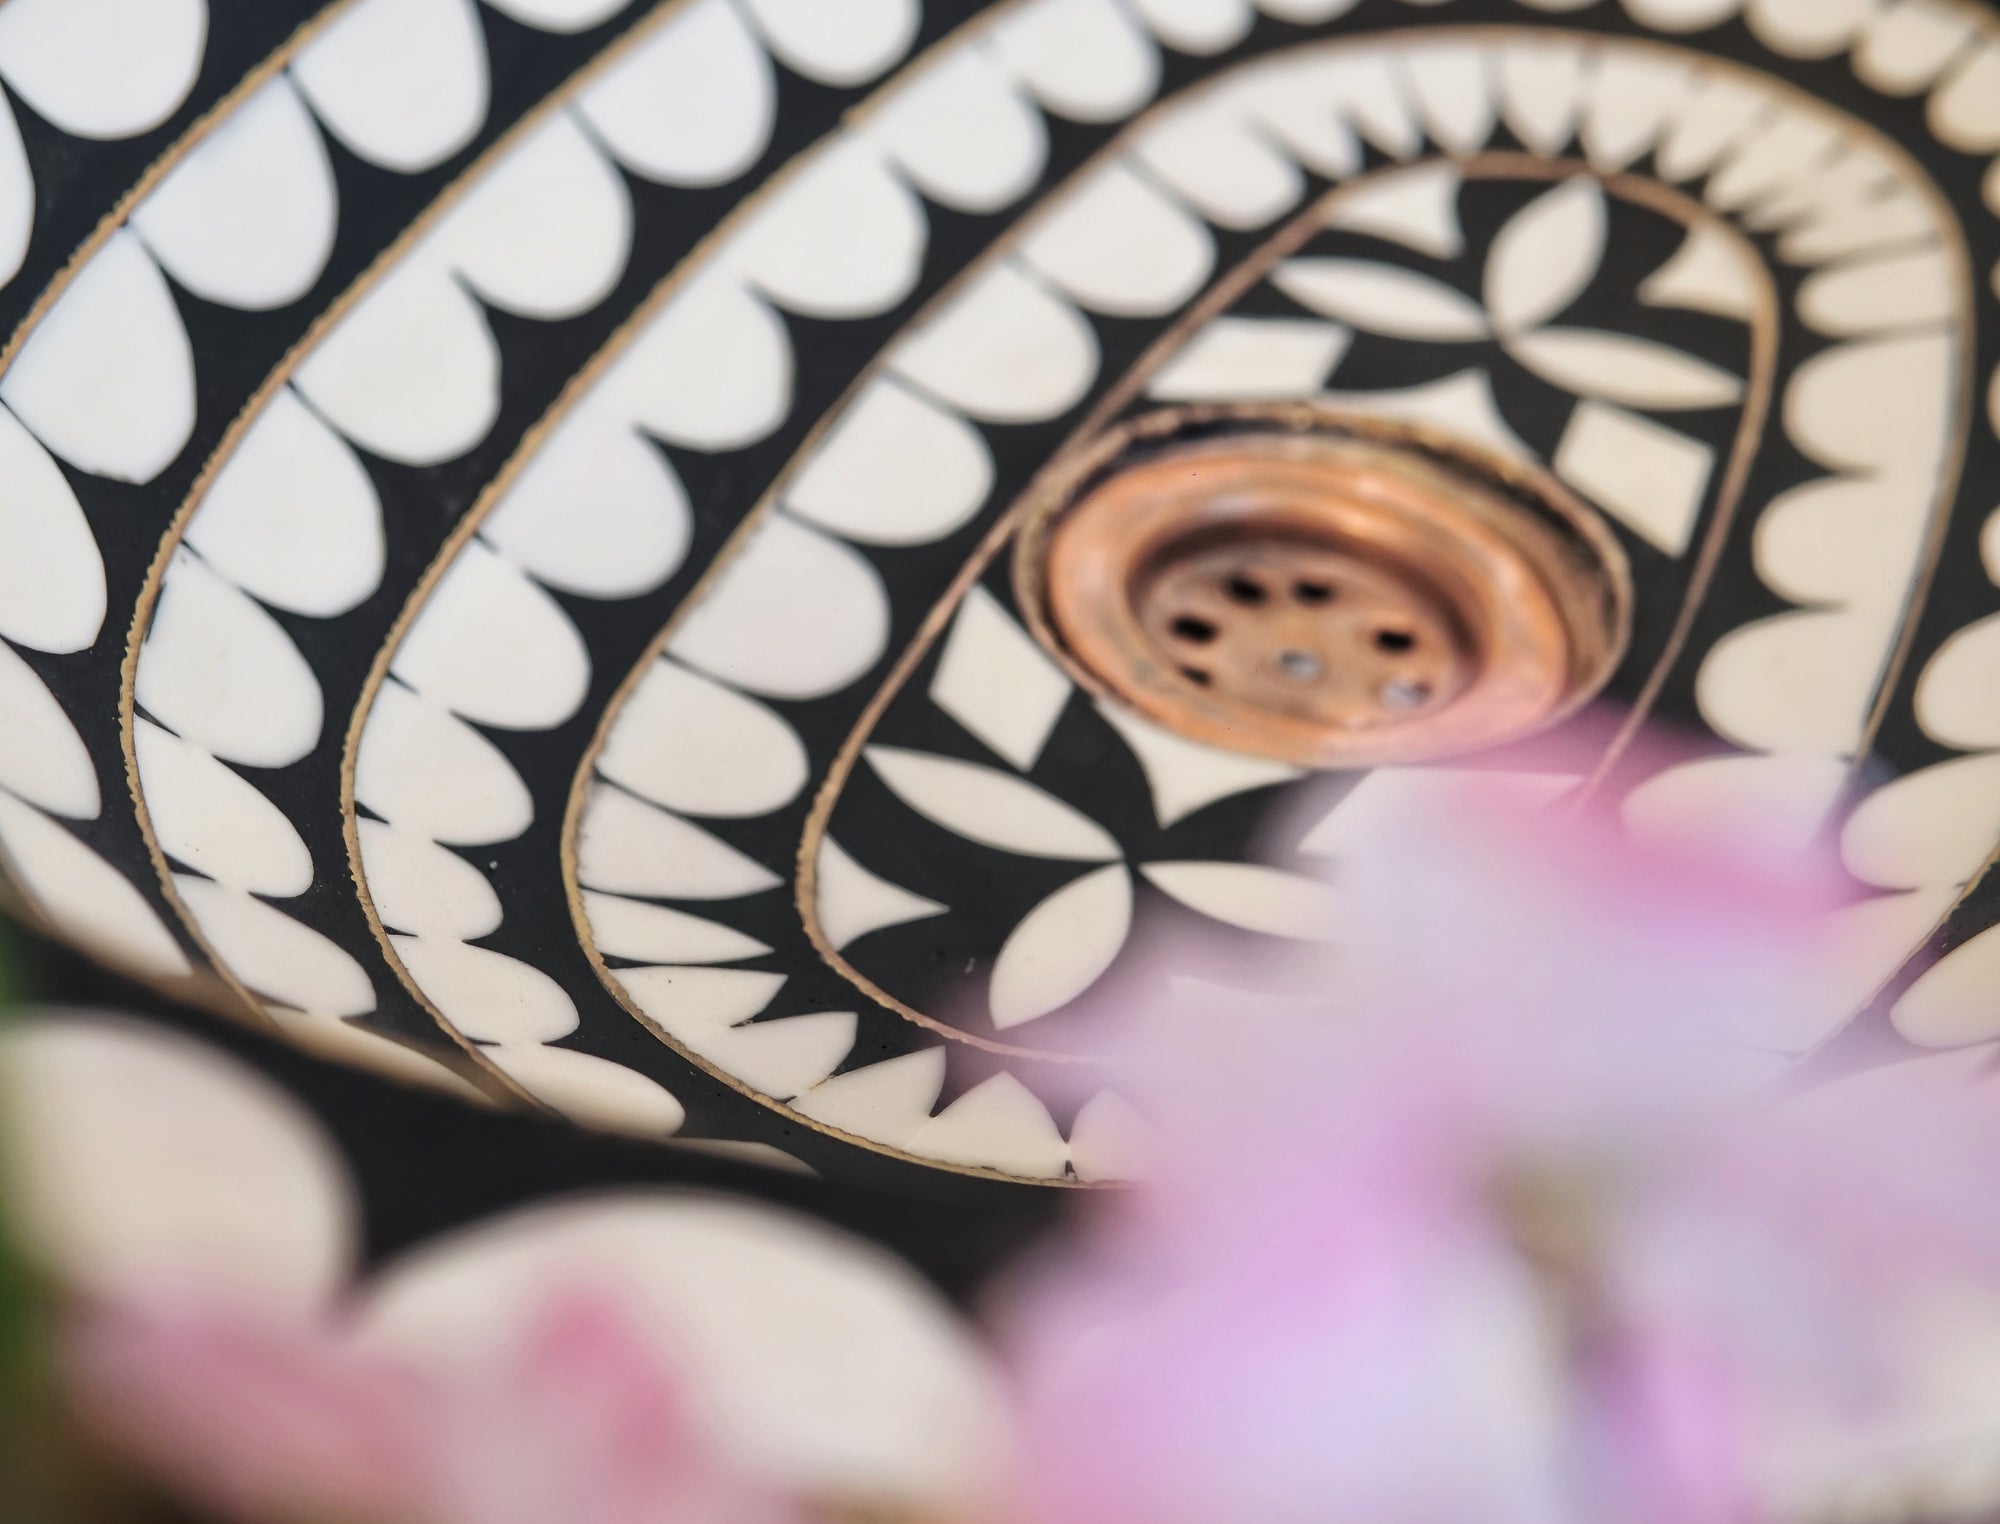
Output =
[{"x1": 1017, "y1": 407, "x2": 1632, "y2": 770}]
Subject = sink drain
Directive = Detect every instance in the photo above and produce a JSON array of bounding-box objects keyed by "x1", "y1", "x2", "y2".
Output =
[{"x1": 1018, "y1": 406, "x2": 1632, "y2": 769}]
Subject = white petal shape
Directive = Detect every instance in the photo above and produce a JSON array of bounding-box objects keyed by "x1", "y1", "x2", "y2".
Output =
[
  {"x1": 1786, "y1": 333, "x2": 1953, "y2": 476},
  {"x1": 1620, "y1": 753, "x2": 1848, "y2": 863},
  {"x1": 599, "y1": 659, "x2": 807, "y2": 819},
  {"x1": 1697, "y1": 609, "x2": 1891, "y2": 754},
  {"x1": 578, "y1": 0, "x2": 773, "y2": 187},
  {"x1": 1497, "y1": 40, "x2": 1586, "y2": 156},
  {"x1": 483, "y1": 405, "x2": 690, "y2": 599},
  {"x1": 991, "y1": 0, "x2": 1160, "y2": 124},
  {"x1": 1797, "y1": 246, "x2": 1955, "y2": 338},
  {"x1": 786, "y1": 378, "x2": 991, "y2": 547},
  {"x1": 906, "y1": 1073, "x2": 1068, "y2": 1179},
  {"x1": 0, "y1": 1016, "x2": 352, "y2": 1311},
  {"x1": 136, "y1": 720, "x2": 311, "y2": 897},
  {"x1": 0, "y1": 230, "x2": 193, "y2": 483},
  {"x1": 1895, "y1": 922, "x2": 2000, "y2": 1048},
  {"x1": 1485, "y1": 178, "x2": 1605, "y2": 335},
  {"x1": 1655, "y1": 75, "x2": 1771, "y2": 185},
  {"x1": 184, "y1": 387, "x2": 383, "y2": 618},
  {"x1": 1325, "y1": 162, "x2": 1463, "y2": 259},
  {"x1": 1022, "y1": 161, "x2": 1213, "y2": 317},
  {"x1": 1856, "y1": 1, "x2": 1977, "y2": 95},
  {"x1": 1256, "y1": 0, "x2": 1360, "y2": 16},
  {"x1": 1845, "y1": 756, "x2": 2000, "y2": 894},
  {"x1": 891, "y1": 263, "x2": 1096, "y2": 424},
  {"x1": 604, "y1": 273, "x2": 790, "y2": 451},
  {"x1": 865, "y1": 746, "x2": 1120, "y2": 862},
  {"x1": 1232, "y1": 56, "x2": 1362, "y2": 180},
  {"x1": 732, "y1": 142, "x2": 925, "y2": 319},
  {"x1": 1519, "y1": 329, "x2": 1744, "y2": 410},
  {"x1": 1918, "y1": 612, "x2": 2000, "y2": 751},
  {"x1": 1582, "y1": 52, "x2": 1694, "y2": 172},
  {"x1": 575, "y1": 782, "x2": 782, "y2": 900},
  {"x1": 131, "y1": 77, "x2": 336, "y2": 311},
  {"x1": 1746, "y1": 0, "x2": 1877, "y2": 55},
  {"x1": 1403, "y1": 43, "x2": 1494, "y2": 156},
  {"x1": 0, "y1": 642, "x2": 97, "y2": 818},
  {"x1": 486, "y1": 1047, "x2": 684, "y2": 1137},
  {"x1": 294, "y1": 261, "x2": 499, "y2": 467},
  {"x1": 1273, "y1": 259, "x2": 1488, "y2": 342},
  {"x1": 1323, "y1": 371, "x2": 1532, "y2": 465},
  {"x1": 739, "y1": 0, "x2": 917, "y2": 87},
  {"x1": 582, "y1": 891, "x2": 769, "y2": 964},
  {"x1": 1624, "y1": 0, "x2": 1745, "y2": 31},
  {"x1": 390, "y1": 541, "x2": 591, "y2": 730},
  {"x1": 178, "y1": 876, "x2": 374, "y2": 1019},
  {"x1": 1552, "y1": 398, "x2": 1712, "y2": 552},
  {"x1": 292, "y1": 0, "x2": 489, "y2": 174},
  {"x1": 1298, "y1": 767, "x2": 1578, "y2": 860},
  {"x1": 1705, "y1": 114, "x2": 1840, "y2": 214},
  {"x1": 793, "y1": 1047, "x2": 946, "y2": 1146},
  {"x1": 1133, "y1": 98, "x2": 1303, "y2": 231},
  {"x1": 483, "y1": 0, "x2": 625, "y2": 29},
  {"x1": 0, "y1": 797, "x2": 188, "y2": 976},
  {"x1": 813, "y1": 837, "x2": 946, "y2": 950},
  {"x1": 1129, "y1": 0, "x2": 1252, "y2": 53},
  {"x1": 355, "y1": 683, "x2": 533, "y2": 846},
  {"x1": 869, "y1": 47, "x2": 1045, "y2": 215},
  {"x1": 359, "y1": 1194, "x2": 1004, "y2": 1505},
  {"x1": 668, "y1": 515, "x2": 888, "y2": 700},
  {"x1": 433, "y1": 111, "x2": 630, "y2": 320},
  {"x1": 614, "y1": 965, "x2": 786, "y2": 1035},
  {"x1": 1787, "y1": 891, "x2": 1951, "y2": 1047},
  {"x1": 678, "y1": 1010, "x2": 857, "y2": 1100},
  {"x1": 0, "y1": 97, "x2": 29, "y2": 288},
  {"x1": 0, "y1": 403, "x2": 103, "y2": 652},
  {"x1": 391, "y1": 937, "x2": 576, "y2": 1045},
  {"x1": 0, "y1": 0, "x2": 203, "y2": 139},
  {"x1": 1140, "y1": 861, "x2": 1330, "y2": 940},
  {"x1": 990, "y1": 864, "x2": 1131, "y2": 1030},
  {"x1": 137, "y1": 551, "x2": 322, "y2": 769},
  {"x1": 1984, "y1": 506, "x2": 2000, "y2": 586},
  {"x1": 1930, "y1": 43, "x2": 2000, "y2": 154},
  {"x1": 1754, "y1": 474, "x2": 1932, "y2": 607},
  {"x1": 930, "y1": 586, "x2": 1071, "y2": 772},
  {"x1": 1778, "y1": 183, "x2": 1938, "y2": 267},
  {"x1": 1639, "y1": 220, "x2": 1763, "y2": 322},
  {"x1": 1148, "y1": 316, "x2": 1352, "y2": 402},
  {"x1": 1068, "y1": 1090, "x2": 1153, "y2": 1183},
  {"x1": 1098, "y1": 703, "x2": 1300, "y2": 827},
  {"x1": 1317, "y1": 51, "x2": 1421, "y2": 160},
  {"x1": 264, "y1": 1012, "x2": 492, "y2": 1100},
  {"x1": 356, "y1": 820, "x2": 502, "y2": 940}
]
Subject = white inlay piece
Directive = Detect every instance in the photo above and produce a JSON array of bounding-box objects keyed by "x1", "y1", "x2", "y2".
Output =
[
  {"x1": 482, "y1": 405, "x2": 691, "y2": 599},
  {"x1": 794, "y1": 1047, "x2": 947, "y2": 1145},
  {"x1": 270, "y1": 1009, "x2": 492, "y2": 1103},
  {"x1": 1754, "y1": 475, "x2": 1929, "y2": 607},
  {"x1": 1845, "y1": 756, "x2": 2000, "y2": 893},
  {"x1": 907, "y1": 1073, "x2": 1068, "y2": 1179},
  {"x1": 732, "y1": 141, "x2": 926, "y2": 319},
  {"x1": 612, "y1": 965, "x2": 786, "y2": 1035},
  {"x1": 814, "y1": 837, "x2": 947, "y2": 951},
  {"x1": 1554, "y1": 401, "x2": 1714, "y2": 555},
  {"x1": 390, "y1": 542, "x2": 592, "y2": 731},
  {"x1": 1226, "y1": 56, "x2": 1361, "y2": 181},
  {"x1": 1623, "y1": 0, "x2": 1747, "y2": 35},
  {"x1": 185, "y1": 388, "x2": 384, "y2": 618},
  {"x1": 432, "y1": 110, "x2": 632, "y2": 321},
  {"x1": 1497, "y1": 39, "x2": 1587, "y2": 157},
  {"x1": 1655, "y1": 74, "x2": 1771, "y2": 186},
  {"x1": 483, "y1": 0, "x2": 626, "y2": 29},
  {"x1": 0, "y1": 797, "x2": 188, "y2": 976},
  {"x1": 354, "y1": 683, "x2": 533, "y2": 846},
  {"x1": 1256, "y1": 0, "x2": 1361, "y2": 17},
  {"x1": 1316, "y1": 51, "x2": 1422, "y2": 160},
  {"x1": 740, "y1": 0, "x2": 918, "y2": 87},
  {"x1": 1917, "y1": 612, "x2": 2000, "y2": 751},
  {"x1": 177, "y1": 876, "x2": 375, "y2": 1018},
  {"x1": 1296, "y1": 767, "x2": 1577, "y2": 859},
  {"x1": 0, "y1": 0, "x2": 205, "y2": 140},
  {"x1": 930, "y1": 587, "x2": 1072, "y2": 772},
  {"x1": 581, "y1": 891, "x2": 770, "y2": 965},
  {"x1": 1068, "y1": 1090, "x2": 1153, "y2": 1183},
  {"x1": 675, "y1": 1010, "x2": 856, "y2": 1101},
  {"x1": 600, "y1": 659, "x2": 808, "y2": 819},
  {"x1": 1620, "y1": 752, "x2": 1849, "y2": 862},
  {"x1": 575, "y1": 782, "x2": 783, "y2": 900},
  {"x1": 1403, "y1": 43, "x2": 1495, "y2": 157},
  {"x1": 1697, "y1": 608, "x2": 1891, "y2": 754},
  {"x1": 1139, "y1": 861, "x2": 1331, "y2": 941},
  {"x1": 990, "y1": 864, "x2": 1132, "y2": 1030},
  {"x1": 1098, "y1": 703, "x2": 1302, "y2": 827},
  {"x1": 865, "y1": 747, "x2": 1122, "y2": 861},
  {"x1": 990, "y1": 0, "x2": 1161, "y2": 124},
  {"x1": 668, "y1": 515, "x2": 889, "y2": 700},
  {"x1": 137, "y1": 551, "x2": 323, "y2": 769},
  {"x1": 0, "y1": 99, "x2": 29, "y2": 290},
  {"x1": 1149, "y1": 317, "x2": 1352, "y2": 402},
  {"x1": 1639, "y1": 221, "x2": 1764, "y2": 322},
  {"x1": 1, "y1": 231, "x2": 194, "y2": 484},
  {"x1": 1021, "y1": 161, "x2": 1214, "y2": 317},
  {"x1": 357, "y1": 820, "x2": 503, "y2": 940},
  {"x1": 1706, "y1": 113, "x2": 1841, "y2": 214},
  {"x1": 1514, "y1": 331, "x2": 1744, "y2": 410},
  {"x1": 135, "y1": 720, "x2": 312, "y2": 898},
  {"x1": 602, "y1": 272, "x2": 791, "y2": 451},
  {"x1": 1581, "y1": 52, "x2": 1694, "y2": 172},
  {"x1": 1276, "y1": 259, "x2": 1488, "y2": 342},
  {"x1": 294, "y1": 262, "x2": 499, "y2": 468},
  {"x1": 1485, "y1": 178, "x2": 1605, "y2": 335},
  {"x1": 0, "y1": 643, "x2": 97, "y2": 819},
  {"x1": 1779, "y1": 181, "x2": 1937, "y2": 266},
  {"x1": 132, "y1": 77, "x2": 338, "y2": 312},
  {"x1": 1797, "y1": 246, "x2": 1955, "y2": 337},
  {"x1": 1786, "y1": 332, "x2": 1953, "y2": 476},
  {"x1": 1894, "y1": 923, "x2": 2000, "y2": 1048},
  {"x1": 390, "y1": 937, "x2": 577, "y2": 1045},
  {"x1": 1129, "y1": 0, "x2": 1253, "y2": 54},
  {"x1": 1746, "y1": 0, "x2": 1880, "y2": 57},
  {"x1": 292, "y1": 0, "x2": 489, "y2": 174},
  {"x1": 486, "y1": 1046, "x2": 685, "y2": 1137},
  {"x1": 1930, "y1": 43, "x2": 2000, "y2": 154},
  {"x1": 1854, "y1": 1, "x2": 1977, "y2": 95},
  {"x1": 0, "y1": 1016, "x2": 353, "y2": 1311},
  {"x1": 0, "y1": 405, "x2": 104, "y2": 653},
  {"x1": 785, "y1": 378, "x2": 993, "y2": 547},
  {"x1": 869, "y1": 47, "x2": 1047, "y2": 216},
  {"x1": 1324, "y1": 163, "x2": 1463, "y2": 259},
  {"x1": 890, "y1": 262, "x2": 1098, "y2": 424},
  {"x1": 578, "y1": 0, "x2": 774, "y2": 188},
  {"x1": 1132, "y1": 97, "x2": 1304, "y2": 230},
  {"x1": 1323, "y1": 371, "x2": 1532, "y2": 464}
]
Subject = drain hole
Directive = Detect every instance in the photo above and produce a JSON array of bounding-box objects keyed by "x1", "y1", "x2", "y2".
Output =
[
  {"x1": 1170, "y1": 615, "x2": 1219, "y2": 645},
  {"x1": 1224, "y1": 574, "x2": 1269, "y2": 606},
  {"x1": 1374, "y1": 628, "x2": 1418, "y2": 654},
  {"x1": 1293, "y1": 580, "x2": 1336, "y2": 606},
  {"x1": 1180, "y1": 666, "x2": 1213, "y2": 687},
  {"x1": 1277, "y1": 650, "x2": 1323, "y2": 682},
  {"x1": 1382, "y1": 678, "x2": 1432, "y2": 710}
]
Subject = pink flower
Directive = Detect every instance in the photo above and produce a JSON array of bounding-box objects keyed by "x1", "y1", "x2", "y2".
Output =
[{"x1": 996, "y1": 767, "x2": 2000, "y2": 1524}]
